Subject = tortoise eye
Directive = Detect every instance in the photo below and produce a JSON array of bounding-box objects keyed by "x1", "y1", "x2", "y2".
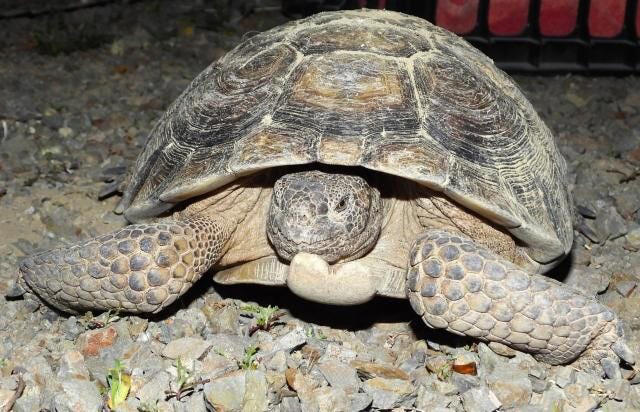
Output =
[{"x1": 335, "y1": 196, "x2": 348, "y2": 212}]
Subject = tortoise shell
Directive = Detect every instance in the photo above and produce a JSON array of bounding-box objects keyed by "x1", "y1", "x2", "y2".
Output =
[{"x1": 117, "y1": 9, "x2": 572, "y2": 264}]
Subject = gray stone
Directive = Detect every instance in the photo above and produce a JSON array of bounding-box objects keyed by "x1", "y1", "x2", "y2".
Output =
[
  {"x1": 615, "y1": 281, "x2": 637, "y2": 297},
  {"x1": 161, "y1": 337, "x2": 211, "y2": 361},
  {"x1": 312, "y1": 387, "x2": 351, "y2": 412},
  {"x1": 280, "y1": 396, "x2": 302, "y2": 412},
  {"x1": 57, "y1": 350, "x2": 90, "y2": 381},
  {"x1": 266, "y1": 350, "x2": 288, "y2": 372},
  {"x1": 529, "y1": 376, "x2": 549, "y2": 394},
  {"x1": 259, "y1": 327, "x2": 307, "y2": 358},
  {"x1": 204, "y1": 304, "x2": 240, "y2": 335},
  {"x1": 205, "y1": 334, "x2": 249, "y2": 360},
  {"x1": 486, "y1": 369, "x2": 532, "y2": 408},
  {"x1": 416, "y1": 385, "x2": 454, "y2": 411},
  {"x1": 604, "y1": 378, "x2": 630, "y2": 401},
  {"x1": 574, "y1": 370, "x2": 599, "y2": 390},
  {"x1": 539, "y1": 386, "x2": 567, "y2": 411},
  {"x1": 361, "y1": 377, "x2": 416, "y2": 409},
  {"x1": 243, "y1": 370, "x2": 268, "y2": 412},
  {"x1": 461, "y1": 386, "x2": 502, "y2": 412},
  {"x1": 451, "y1": 372, "x2": 480, "y2": 394},
  {"x1": 51, "y1": 379, "x2": 103, "y2": 412},
  {"x1": 135, "y1": 370, "x2": 171, "y2": 404},
  {"x1": 62, "y1": 316, "x2": 84, "y2": 341},
  {"x1": 399, "y1": 350, "x2": 426, "y2": 373},
  {"x1": 553, "y1": 366, "x2": 576, "y2": 388},
  {"x1": 204, "y1": 370, "x2": 245, "y2": 411},
  {"x1": 318, "y1": 360, "x2": 360, "y2": 393},
  {"x1": 601, "y1": 358, "x2": 623, "y2": 380},
  {"x1": 348, "y1": 392, "x2": 373, "y2": 411}
]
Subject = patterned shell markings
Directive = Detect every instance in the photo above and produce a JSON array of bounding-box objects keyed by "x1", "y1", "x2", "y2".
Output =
[{"x1": 119, "y1": 9, "x2": 572, "y2": 265}]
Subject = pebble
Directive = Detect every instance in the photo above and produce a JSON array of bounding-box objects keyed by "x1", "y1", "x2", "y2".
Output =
[
  {"x1": 204, "y1": 370, "x2": 246, "y2": 411},
  {"x1": 161, "y1": 337, "x2": 211, "y2": 361},
  {"x1": 135, "y1": 370, "x2": 171, "y2": 405},
  {"x1": 615, "y1": 280, "x2": 637, "y2": 297},
  {"x1": 350, "y1": 360, "x2": 410, "y2": 380},
  {"x1": 318, "y1": 360, "x2": 360, "y2": 393},
  {"x1": 553, "y1": 366, "x2": 576, "y2": 388},
  {"x1": 486, "y1": 368, "x2": 532, "y2": 408},
  {"x1": 361, "y1": 377, "x2": 416, "y2": 409},
  {"x1": 52, "y1": 379, "x2": 103, "y2": 412},
  {"x1": 57, "y1": 350, "x2": 90, "y2": 380},
  {"x1": 461, "y1": 386, "x2": 502, "y2": 412}
]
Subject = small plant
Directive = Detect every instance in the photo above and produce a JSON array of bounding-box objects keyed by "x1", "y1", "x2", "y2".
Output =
[
  {"x1": 305, "y1": 326, "x2": 326, "y2": 340},
  {"x1": 0, "y1": 358, "x2": 6, "y2": 368},
  {"x1": 164, "y1": 358, "x2": 210, "y2": 401},
  {"x1": 82, "y1": 309, "x2": 121, "y2": 329},
  {"x1": 137, "y1": 400, "x2": 159, "y2": 412},
  {"x1": 239, "y1": 344, "x2": 259, "y2": 370},
  {"x1": 106, "y1": 359, "x2": 131, "y2": 410},
  {"x1": 241, "y1": 304, "x2": 284, "y2": 335}
]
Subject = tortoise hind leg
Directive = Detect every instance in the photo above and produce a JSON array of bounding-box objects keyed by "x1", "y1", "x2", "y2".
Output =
[
  {"x1": 18, "y1": 216, "x2": 233, "y2": 314},
  {"x1": 406, "y1": 229, "x2": 635, "y2": 377}
]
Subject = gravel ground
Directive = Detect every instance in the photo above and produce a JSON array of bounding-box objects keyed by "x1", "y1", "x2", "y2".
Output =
[{"x1": 1, "y1": 2, "x2": 640, "y2": 411}]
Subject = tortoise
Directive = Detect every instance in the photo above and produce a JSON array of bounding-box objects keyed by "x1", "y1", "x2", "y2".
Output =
[{"x1": 16, "y1": 9, "x2": 634, "y2": 375}]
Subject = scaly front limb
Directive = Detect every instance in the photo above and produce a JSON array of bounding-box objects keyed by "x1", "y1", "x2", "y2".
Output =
[
  {"x1": 18, "y1": 216, "x2": 233, "y2": 313},
  {"x1": 407, "y1": 230, "x2": 635, "y2": 376}
]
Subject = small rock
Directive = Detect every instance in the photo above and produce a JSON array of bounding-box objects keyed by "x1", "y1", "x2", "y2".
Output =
[
  {"x1": 601, "y1": 358, "x2": 622, "y2": 379},
  {"x1": 605, "y1": 378, "x2": 630, "y2": 401},
  {"x1": 432, "y1": 379, "x2": 459, "y2": 396},
  {"x1": 243, "y1": 370, "x2": 268, "y2": 412},
  {"x1": 486, "y1": 369, "x2": 532, "y2": 408},
  {"x1": 539, "y1": 386, "x2": 567, "y2": 411},
  {"x1": 204, "y1": 370, "x2": 245, "y2": 411},
  {"x1": 348, "y1": 392, "x2": 373, "y2": 411},
  {"x1": 615, "y1": 281, "x2": 637, "y2": 297},
  {"x1": 135, "y1": 370, "x2": 171, "y2": 405},
  {"x1": 451, "y1": 372, "x2": 480, "y2": 394},
  {"x1": 554, "y1": 366, "x2": 576, "y2": 388},
  {"x1": 574, "y1": 370, "x2": 599, "y2": 390},
  {"x1": 399, "y1": 350, "x2": 426, "y2": 373},
  {"x1": 205, "y1": 334, "x2": 248, "y2": 360},
  {"x1": 312, "y1": 387, "x2": 351, "y2": 412},
  {"x1": 280, "y1": 396, "x2": 302, "y2": 412},
  {"x1": 203, "y1": 304, "x2": 240, "y2": 335},
  {"x1": 350, "y1": 360, "x2": 410, "y2": 380},
  {"x1": 266, "y1": 350, "x2": 287, "y2": 372},
  {"x1": 571, "y1": 395, "x2": 599, "y2": 412},
  {"x1": 161, "y1": 337, "x2": 211, "y2": 361},
  {"x1": 58, "y1": 127, "x2": 73, "y2": 138},
  {"x1": 361, "y1": 377, "x2": 415, "y2": 409},
  {"x1": 318, "y1": 360, "x2": 360, "y2": 393},
  {"x1": 62, "y1": 316, "x2": 83, "y2": 341},
  {"x1": 529, "y1": 376, "x2": 549, "y2": 393},
  {"x1": 259, "y1": 327, "x2": 307, "y2": 358},
  {"x1": 57, "y1": 350, "x2": 90, "y2": 380},
  {"x1": 626, "y1": 226, "x2": 640, "y2": 249},
  {"x1": 320, "y1": 343, "x2": 357, "y2": 363},
  {"x1": 52, "y1": 378, "x2": 102, "y2": 412},
  {"x1": 461, "y1": 386, "x2": 502, "y2": 412},
  {"x1": 76, "y1": 325, "x2": 118, "y2": 357},
  {"x1": 416, "y1": 384, "x2": 454, "y2": 411},
  {"x1": 425, "y1": 355, "x2": 452, "y2": 375}
]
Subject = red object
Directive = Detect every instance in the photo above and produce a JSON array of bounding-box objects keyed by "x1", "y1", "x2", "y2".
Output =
[
  {"x1": 436, "y1": 0, "x2": 479, "y2": 34},
  {"x1": 488, "y1": 0, "x2": 529, "y2": 36},
  {"x1": 539, "y1": 0, "x2": 579, "y2": 36},
  {"x1": 589, "y1": 0, "x2": 626, "y2": 37}
]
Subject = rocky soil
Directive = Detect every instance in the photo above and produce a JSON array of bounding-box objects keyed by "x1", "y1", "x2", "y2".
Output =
[{"x1": 1, "y1": 1, "x2": 640, "y2": 411}]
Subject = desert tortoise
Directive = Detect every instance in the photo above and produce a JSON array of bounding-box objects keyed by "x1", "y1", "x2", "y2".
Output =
[{"x1": 17, "y1": 9, "x2": 634, "y2": 375}]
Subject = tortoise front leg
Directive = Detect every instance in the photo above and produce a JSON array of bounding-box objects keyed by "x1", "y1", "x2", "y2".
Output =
[
  {"x1": 407, "y1": 230, "x2": 635, "y2": 377},
  {"x1": 18, "y1": 216, "x2": 233, "y2": 314}
]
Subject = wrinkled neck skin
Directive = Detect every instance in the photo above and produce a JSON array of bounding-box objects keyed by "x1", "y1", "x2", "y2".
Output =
[{"x1": 266, "y1": 169, "x2": 383, "y2": 264}]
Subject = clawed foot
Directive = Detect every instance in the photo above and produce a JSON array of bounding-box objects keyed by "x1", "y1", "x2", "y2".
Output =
[{"x1": 406, "y1": 229, "x2": 636, "y2": 378}]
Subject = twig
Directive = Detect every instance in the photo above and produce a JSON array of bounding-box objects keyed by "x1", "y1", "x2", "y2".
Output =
[{"x1": 2, "y1": 371, "x2": 26, "y2": 412}]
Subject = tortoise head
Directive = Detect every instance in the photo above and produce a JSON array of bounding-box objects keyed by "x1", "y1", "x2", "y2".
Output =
[{"x1": 267, "y1": 169, "x2": 382, "y2": 264}]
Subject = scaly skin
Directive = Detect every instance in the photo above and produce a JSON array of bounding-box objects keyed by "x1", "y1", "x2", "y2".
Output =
[
  {"x1": 407, "y1": 230, "x2": 634, "y2": 375},
  {"x1": 18, "y1": 217, "x2": 232, "y2": 314}
]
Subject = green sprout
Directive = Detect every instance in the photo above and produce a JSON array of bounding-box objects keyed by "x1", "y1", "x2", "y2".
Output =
[
  {"x1": 106, "y1": 359, "x2": 130, "y2": 409},
  {"x1": 164, "y1": 358, "x2": 210, "y2": 401},
  {"x1": 239, "y1": 345, "x2": 259, "y2": 370},
  {"x1": 137, "y1": 400, "x2": 159, "y2": 412},
  {"x1": 241, "y1": 304, "x2": 284, "y2": 335},
  {"x1": 82, "y1": 309, "x2": 120, "y2": 329}
]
